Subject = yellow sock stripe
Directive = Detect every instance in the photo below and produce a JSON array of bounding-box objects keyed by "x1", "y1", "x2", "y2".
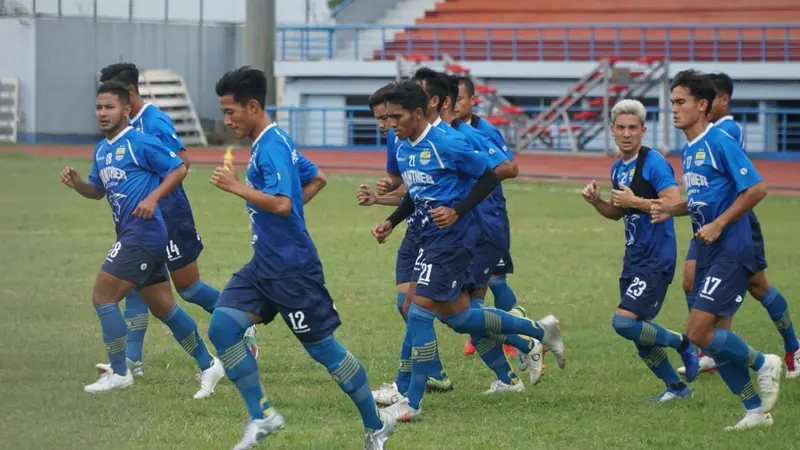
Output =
[
  {"x1": 399, "y1": 359, "x2": 412, "y2": 372},
  {"x1": 128, "y1": 314, "x2": 149, "y2": 331},
  {"x1": 220, "y1": 341, "x2": 248, "y2": 369},
  {"x1": 475, "y1": 337, "x2": 502, "y2": 355},
  {"x1": 739, "y1": 380, "x2": 758, "y2": 401},
  {"x1": 640, "y1": 347, "x2": 667, "y2": 368},
  {"x1": 331, "y1": 352, "x2": 361, "y2": 385},
  {"x1": 746, "y1": 346, "x2": 761, "y2": 367},
  {"x1": 105, "y1": 336, "x2": 127, "y2": 354},
  {"x1": 180, "y1": 332, "x2": 199, "y2": 354},
  {"x1": 639, "y1": 323, "x2": 657, "y2": 347},
  {"x1": 484, "y1": 310, "x2": 503, "y2": 334},
  {"x1": 412, "y1": 341, "x2": 437, "y2": 363},
  {"x1": 775, "y1": 310, "x2": 792, "y2": 330}
]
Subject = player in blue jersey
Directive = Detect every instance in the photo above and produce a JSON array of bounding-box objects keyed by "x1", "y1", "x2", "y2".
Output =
[
  {"x1": 581, "y1": 99, "x2": 699, "y2": 401},
  {"x1": 97, "y1": 63, "x2": 260, "y2": 371},
  {"x1": 372, "y1": 81, "x2": 566, "y2": 421},
  {"x1": 651, "y1": 70, "x2": 781, "y2": 430},
  {"x1": 60, "y1": 81, "x2": 225, "y2": 396},
  {"x1": 454, "y1": 76, "x2": 522, "y2": 356},
  {"x1": 677, "y1": 72, "x2": 800, "y2": 379},
  {"x1": 207, "y1": 67, "x2": 394, "y2": 450}
]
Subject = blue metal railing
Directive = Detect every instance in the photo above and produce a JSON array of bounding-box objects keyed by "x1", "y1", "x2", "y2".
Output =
[
  {"x1": 262, "y1": 106, "x2": 800, "y2": 156},
  {"x1": 276, "y1": 23, "x2": 800, "y2": 62}
]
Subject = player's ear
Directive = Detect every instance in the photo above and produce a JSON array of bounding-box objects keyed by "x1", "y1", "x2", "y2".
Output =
[
  {"x1": 122, "y1": 102, "x2": 132, "y2": 117},
  {"x1": 247, "y1": 98, "x2": 261, "y2": 115}
]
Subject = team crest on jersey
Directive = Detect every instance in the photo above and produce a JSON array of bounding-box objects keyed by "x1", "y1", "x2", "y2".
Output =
[
  {"x1": 419, "y1": 150, "x2": 431, "y2": 166},
  {"x1": 694, "y1": 150, "x2": 706, "y2": 166},
  {"x1": 105, "y1": 153, "x2": 112, "y2": 165},
  {"x1": 115, "y1": 146, "x2": 126, "y2": 161}
]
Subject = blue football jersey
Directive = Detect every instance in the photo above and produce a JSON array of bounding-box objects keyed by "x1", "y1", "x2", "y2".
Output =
[
  {"x1": 296, "y1": 150, "x2": 318, "y2": 186},
  {"x1": 129, "y1": 104, "x2": 194, "y2": 227},
  {"x1": 610, "y1": 150, "x2": 677, "y2": 275},
  {"x1": 88, "y1": 126, "x2": 184, "y2": 250},
  {"x1": 245, "y1": 123, "x2": 321, "y2": 277},
  {"x1": 394, "y1": 123, "x2": 489, "y2": 240},
  {"x1": 681, "y1": 125, "x2": 763, "y2": 270},
  {"x1": 385, "y1": 127, "x2": 400, "y2": 174},
  {"x1": 472, "y1": 115, "x2": 513, "y2": 161},
  {"x1": 714, "y1": 115, "x2": 745, "y2": 150}
]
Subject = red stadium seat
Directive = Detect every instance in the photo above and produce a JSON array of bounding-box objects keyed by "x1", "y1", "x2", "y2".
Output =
[
  {"x1": 405, "y1": 54, "x2": 431, "y2": 63},
  {"x1": 637, "y1": 56, "x2": 663, "y2": 64},
  {"x1": 447, "y1": 64, "x2": 470, "y2": 73},
  {"x1": 475, "y1": 85, "x2": 497, "y2": 94},
  {"x1": 574, "y1": 111, "x2": 598, "y2": 120},
  {"x1": 629, "y1": 71, "x2": 645, "y2": 78},
  {"x1": 588, "y1": 98, "x2": 606, "y2": 107},
  {"x1": 529, "y1": 125, "x2": 552, "y2": 136},
  {"x1": 609, "y1": 84, "x2": 628, "y2": 93},
  {"x1": 486, "y1": 116, "x2": 511, "y2": 126},
  {"x1": 474, "y1": 97, "x2": 484, "y2": 105},
  {"x1": 559, "y1": 125, "x2": 582, "y2": 133},
  {"x1": 501, "y1": 105, "x2": 525, "y2": 114}
]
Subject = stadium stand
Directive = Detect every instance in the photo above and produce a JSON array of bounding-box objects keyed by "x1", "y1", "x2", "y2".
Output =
[{"x1": 0, "y1": 78, "x2": 19, "y2": 143}]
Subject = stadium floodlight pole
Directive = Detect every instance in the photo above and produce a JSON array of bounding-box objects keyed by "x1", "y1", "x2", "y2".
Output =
[
  {"x1": 57, "y1": 0, "x2": 61, "y2": 18},
  {"x1": 246, "y1": 0, "x2": 277, "y2": 106}
]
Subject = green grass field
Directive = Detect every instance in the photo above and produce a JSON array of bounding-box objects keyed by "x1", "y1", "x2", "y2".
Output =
[{"x1": 2, "y1": 152, "x2": 800, "y2": 450}]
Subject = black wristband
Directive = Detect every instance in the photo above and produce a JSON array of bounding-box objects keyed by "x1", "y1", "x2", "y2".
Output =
[{"x1": 454, "y1": 169, "x2": 499, "y2": 217}]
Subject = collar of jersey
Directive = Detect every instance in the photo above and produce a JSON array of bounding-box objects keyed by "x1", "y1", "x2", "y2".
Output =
[
  {"x1": 106, "y1": 126, "x2": 134, "y2": 146},
  {"x1": 687, "y1": 123, "x2": 714, "y2": 147},
  {"x1": 129, "y1": 103, "x2": 152, "y2": 123},
  {"x1": 410, "y1": 123, "x2": 432, "y2": 147},
  {"x1": 431, "y1": 117, "x2": 442, "y2": 128},
  {"x1": 714, "y1": 115, "x2": 734, "y2": 126},
  {"x1": 253, "y1": 122, "x2": 277, "y2": 147},
  {"x1": 620, "y1": 153, "x2": 639, "y2": 166}
]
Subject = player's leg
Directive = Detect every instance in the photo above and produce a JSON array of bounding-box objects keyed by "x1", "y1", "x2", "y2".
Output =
[
  {"x1": 490, "y1": 216, "x2": 518, "y2": 312},
  {"x1": 678, "y1": 241, "x2": 716, "y2": 376},
  {"x1": 688, "y1": 263, "x2": 781, "y2": 430},
  {"x1": 85, "y1": 269, "x2": 137, "y2": 393},
  {"x1": 270, "y1": 271, "x2": 394, "y2": 446},
  {"x1": 122, "y1": 290, "x2": 149, "y2": 376},
  {"x1": 208, "y1": 267, "x2": 284, "y2": 449},
  {"x1": 611, "y1": 272, "x2": 698, "y2": 398},
  {"x1": 138, "y1": 265, "x2": 224, "y2": 399}
]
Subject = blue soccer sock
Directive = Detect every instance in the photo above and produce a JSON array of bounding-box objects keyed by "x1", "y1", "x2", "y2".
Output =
[
  {"x1": 406, "y1": 304, "x2": 439, "y2": 410},
  {"x1": 396, "y1": 292, "x2": 407, "y2": 320},
  {"x1": 429, "y1": 327, "x2": 448, "y2": 382},
  {"x1": 124, "y1": 290, "x2": 149, "y2": 364},
  {"x1": 178, "y1": 279, "x2": 220, "y2": 314},
  {"x1": 472, "y1": 335, "x2": 520, "y2": 385},
  {"x1": 759, "y1": 287, "x2": 800, "y2": 353},
  {"x1": 501, "y1": 333, "x2": 536, "y2": 354},
  {"x1": 95, "y1": 303, "x2": 128, "y2": 375},
  {"x1": 395, "y1": 325, "x2": 412, "y2": 394},
  {"x1": 489, "y1": 276, "x2": 517, "y2": 312},
  {"x1": 636, "y1": 343, "x2": 682, "y2": 387},
  {"x1": 304, "y1": 335, "x2": 383, "y2": 431},
  {"x1": 611, "y1": 314, "x2": 686, "y2": 350},
  {"x1": 444, "y1": 306, "x2": 544, "y2": 340},
  {"x1": 706, "y1": 329, "x2": 763, "y2": 410},
  {"x1": 158, "y1": 304, "x2": 213, "y2": 371},
  {"x1": 208, "y1": 307, "x2": 270, "y2": 420},
  {"x1": 471, "y1": 295, "x2": 485, "y2": 307}
]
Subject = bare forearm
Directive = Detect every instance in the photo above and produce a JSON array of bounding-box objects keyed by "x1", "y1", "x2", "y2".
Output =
[
  {"x1": 592, "y1": 199, "x2": 623, "y2": 220},
  {"x1": 376, "y1": 195, "x2": 402, "y2": 206},
  {"x1": 302, "y1": 173, "x2": 327, "y2": 204},
  {"x1": 494, "y1": 160, "x2": 518, "y2": 181},
  {"x1": 716, "y1": 183, "x2": 767, "y2": 228},
  {"x1": 667, "y1": 199, "x2": 689, "y2": 217},
  {"x1": 74, "y1": 182, "x2": 105, "y2": 200},
  {"x1": 147, "y1": 165, "x2": 187, "y2": 203},
  {"x1": 232, "y1": 183, "x2": 291, "y2": 216}
]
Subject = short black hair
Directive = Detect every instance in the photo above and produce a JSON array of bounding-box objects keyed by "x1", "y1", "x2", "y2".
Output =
[
  {"x1": 707, "y1": 72, "x2": 734, "y2": 98},
  {"x1": 671, "y1": 69, "x2": 716, "y2": 114},
  {"x1": 215, "y1": 66, "x2": 267, "y2": 109},
  {"x1": 100, "y1": 63, "x2": 139, "y2": 92},
  {"x1": 445, "y1": 74, "x2": 460, "y2": 107},
  {"x1": 457, "y1": 77, "x2": 475, "y2": 96},
  {"x1": 368, "y1": 82, "x2": 396, "y2": 111},
  {"x1": 385, "y1": 81, "x2": 428, "y2": 116},
  {"x1": 413, "y1": 67, "x2": 448, "y2": 112},
  {"x1": 97, "y1": 81, "x2": 131, "y2": 104}
]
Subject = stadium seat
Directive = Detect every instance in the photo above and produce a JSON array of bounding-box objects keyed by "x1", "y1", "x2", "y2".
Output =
[
  {"x1": 486, "y1": 116, "x2": 511, "y2": 126},
  {"x1": 447, "y1": 64, "x2": 470, "y2": 73},
  {"x1": 574, "y1": 111, "x2": 598, "y2": 120},
  {"x1": 588, "y1": 98, "x2": 606, "y2": 107},
  {"x1": 608, "y1": 84, "x2": 628, "y2": 93},
  {"x1": 475, "y1": 85, "x2": 497, "y2": 94},
  {"x1": 637, "y1": 56, "x2": 663, "y2": 64},
  {"x1": 501, "y1": 105, "x2": 525, "y2": 114},
  {"x1": 559, "y1": 125, "x2": 582, "y2": 133}
]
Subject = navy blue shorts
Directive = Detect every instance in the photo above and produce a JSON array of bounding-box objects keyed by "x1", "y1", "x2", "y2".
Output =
[
  {"x1": 618, "y1": 271, "x2": 672, "y2": 321},
  {"x1": 216, "y1": 260, "x2": 341, "y2": 343},
  {"x1": 466, "y1": 240, "x2": 504, "y2": 292},
  {"x1": 412, "y1": 245, "x2": 473, "y2": 302},
  {"x1": 492, "y1": 251, "x2": 514, "y2": 276},
  {"x1": 164, "y1": 220, "x2": 204, "y2": 272},
  {"x1": 395, "y1": 231, "x2": 419, "y2": 285},
  {"x1": 101, "y1": 240, "x2": 169, "y2": 288},
  {"x1": 691, "y1": 261, "x2": 751, "y2": 317},
  {"x1": 749, "y1": 213, "x2": 768, "y2": 272}
]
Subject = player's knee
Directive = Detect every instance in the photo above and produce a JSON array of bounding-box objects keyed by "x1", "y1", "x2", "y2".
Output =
[
  {"x1": 686, "y1": 323, "x2": 713, "y2": 349},
  {"x1": 207, "y1": 307, "x2": 249, "y2": 347},
  {"x1": 443, "y1": 308, "x2": 471, "y2": 333},
  {"x1": 488, "y1": 276, "x2": 506, "y2": 287},
  {"x1": 611, "y1": 314, "x2": 639, "y2": 341},
  {"x1": 748, "y1": 273, "x2": 771, "y2": 300},
  {"x1": 303, "y1": 335, "x2": 346, "y2": 369},
  {"x1": 682, "y1": 274, "x2": 694, "y2": 295},
  {"x1": 396, "y1": 292, "x2": 408, "y2": 322}
]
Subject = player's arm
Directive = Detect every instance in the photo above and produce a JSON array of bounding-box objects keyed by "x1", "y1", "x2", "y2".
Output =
[
  {"x1": 303, "y1": 169, "x2": 327, "y2": 205},
  {"x1": 177, "y1": 150, "x2": 191, "y2": 169},
  {"x1": 231, "y1": 183, "x2": 292, "y2": 217},
  {"x1": 155, "y1": 121, "x2": 190, "y2": 169},
  {"x1": 60, "y1": 166, "x2": 106, "y2": 200},
  {"x1": 612, "y1": 157, "x2": 681, "y2": 213},
  {"x1": 135, "y1": 164, "x2": 187, "y2": 219},
  {"x1": 582, "y1": 181, "x2": 623, "y2": 221},
  {"x1": 211, "y1": 146, "x2": 293, "y2": 217},
  {"x1": 706, "y1": 140, "x2": 767, "y2": 232}
]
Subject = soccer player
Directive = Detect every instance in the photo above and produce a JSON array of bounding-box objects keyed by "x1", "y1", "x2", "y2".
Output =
[
  {"x1": 97, "y1": 63, "x2": 260, "y2": 368},
  {"x1": 207, "y1": 67, "x2": 394, "y2": 450},
  {"x1": 60, "y1": 81, "x2": 225, "y2": 397},
  {"x1": 363, "y1": 82, "x2": 458, "y2": 405},
  {"x1": 676, "y1": 72, "x2": 800, "y2": 379},
  {"x1": 581, "y1": 99, "x2": 699, "y2": 402},
  {"x1": 454, "y1": 76, "x2": 521, "y2": 356},
  {"x1": 651, "y1": 70, "x2": 781, "y2": 430},
  {"x1": 373, "y1": 81, "x2": 566, "y2": 421}
]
